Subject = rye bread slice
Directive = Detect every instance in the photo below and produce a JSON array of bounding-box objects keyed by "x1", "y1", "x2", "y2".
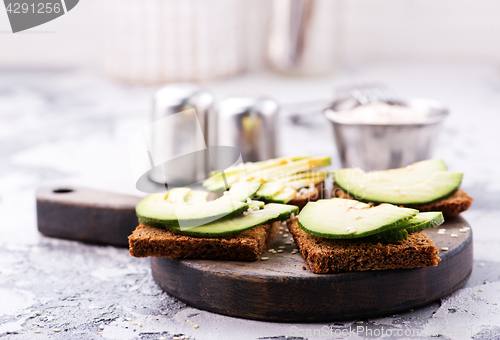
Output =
[
  {"x1": 287, "y1": 218, "x2": 440, "y2": 274},
  {"x1": 129, "y1": 222, "x2": 280, "y2": 261},
  {"x1": 332, "y1": 185, "x2": 472, "y2": 217}
]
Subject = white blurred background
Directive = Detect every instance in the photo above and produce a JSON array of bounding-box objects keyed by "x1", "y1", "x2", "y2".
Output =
[{"x1": 1, "y1": 0, "x2": 499, "y2": 75}]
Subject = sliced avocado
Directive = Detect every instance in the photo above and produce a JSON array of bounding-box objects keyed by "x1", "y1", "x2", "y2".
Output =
[
  {"x1": 171, "y1": 203, "x2": 298, "y2": 237},
  {"x1": 223, "y1": 181, "x2": 261, "y2": 202},
  {"x1": 370, "y1": 159, "x2": 447, "y2": 186},
  {"x1": 269, "y1": 186, "x2": 297, "y2": 204},
  {"x1": 204, "y1": 173, "x2": 242, "y2": 192},
  {"x1": 184, "y1": 190, "x2": 209, "y2": 204},
  {"x1": 137, "y1": 182, "x2": 260, "y2": 228},
  {"x1": 401, "y1": 211, "x2": 444, "y2": 233},
  {"x1": 298, "y1": 198, "x2": 418, "y2": 239},
  {"x1": 264, "y1": 203, "x2": 298, "y2": 221},
  {"x1": 278, "y1": 170, "x2": 326, "y2": 182},
  {"x1": 248, "y1": 200, "x2": 265, "y2": 210},
  {"x1": 174, "y1": 209, "x2": 280, "y2": 237},
  {"x1": 203, "y1": 155, "x2": 311, "y2": 191},
  {"x1": 356, "y1": 211, "x2": 444, "y2": 243},
  {"x1": 165, "y1": 188, "x2": 191, "y2": 204},
  {"x1": 137, "y1": 194, "x2": 247, "y2": 228},
  {"x1": 334, "y1": 170, "x2": 462, "y2": 205},
  {"x1": 255, "y1": 181, "x2": 286, "y2": 199},
  {"x1": 288, "y1": 172, "x2": 327, "y2": 190},
  {"x1": 244, "y1": 157, "x2": 331, "y2": 182}
]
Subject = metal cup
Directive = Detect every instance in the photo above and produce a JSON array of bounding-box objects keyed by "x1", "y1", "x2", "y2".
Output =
[
  {"x1": 324, "y1": 98, "x2": 449, "y2": 170},
  {"x1": 217, "y1": 97, "x2": 279, "y2": 164},
  {"x1": 149, "y1": 84, "x2": 215, "y2": 185}
]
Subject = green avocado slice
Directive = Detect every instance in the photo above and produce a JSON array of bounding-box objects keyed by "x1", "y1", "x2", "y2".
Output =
[
  {"x1": 203, "y1": 155, "x2": 311, "y2": 191},
  {"x1": 269, "y1": 186, "x2": 297, "y2": 204},
  {"x1": 366, "y1": 159, "x2": 447, "y2": 186},
  {"x1": 171, "y1": 209, "x2": 279, "y2": 237},
  {"x1": 136, "y1": 181, "x2": 260, "y2": 228},
  {"x1": 401, "y1": 211, "x2": 444, "y2": 233},
  {"x1": 184, "y1": 190, "x2": 209, "y2": 204},
  {"x1": 223, "y1": 181, "x2": 261, "y2": 202},
  {"x1": 334, "y1": 170, "x2": 462, "y2": 205},
  {"x1": 245, "y1": 157, "x2": 331, "y2": 182},
  {"x1": 287, "y1": 172, "x2": 327, "y2": 190},
  {"x1": 298, "y1": 198, "x2": 418, "y2": 239},
  {"x1": 248, "y1": 200, "x2": 265, "y2": 210},
  {"x1": 168, "y1": 203, "x2": 298, "y2": 237},
  {"x1": 278, "y1": 170, "x2": 327, "y2": 182},
  {"x1": 359, "y1": 211, "x2": 444, "y2": 243},
  {"x1": 165, "y1": 188, "x2": 191, "y2": 204},
  {"x1": 137, "y1": 195, "x2": 247, "y2": 228},
  {"x1": 255, "y1": 181, "x2": 286, "y2": 199},
  {"x1": 264, "y1": 203, "x2": 298, "y2": 221}
]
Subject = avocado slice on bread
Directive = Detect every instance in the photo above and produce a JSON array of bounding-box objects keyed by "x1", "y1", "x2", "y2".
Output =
[
  {"x1": 333, "y1": 159, "x2": 472, "y2": 216},
  {"x1": 130, "y1": 180, "x2": 299, "y2": 260},
  {"x1": 203, "y1": 155, "x2": 331, "y2": 206},
  {"x1": 290, "y1": 197, "x2": 445, "y2": 273},
  {"x1": 298, "y1": 198, "x2": 419, "y2": 239}
]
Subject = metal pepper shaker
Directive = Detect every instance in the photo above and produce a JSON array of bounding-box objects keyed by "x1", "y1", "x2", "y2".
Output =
[
  {"x1": 148, "y1": 84, "x2": 215, "y2": 186},
  {"x1": 216, "y1": 97, "x2": 279, "y2": 164}
]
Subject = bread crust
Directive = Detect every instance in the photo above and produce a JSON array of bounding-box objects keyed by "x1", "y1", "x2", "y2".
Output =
[
  {"x1": 129, "y1": 222, "x2": 280, "y2": 261},
  {"x1": 332, "y1": 185, "x2": 472, "y2": 217},
  {"x1": 287, "y1": 218, "x2": 440, "y2": 274},
  {"x1": 407, "y1": 189, "x2": 473, "y2": 217}
]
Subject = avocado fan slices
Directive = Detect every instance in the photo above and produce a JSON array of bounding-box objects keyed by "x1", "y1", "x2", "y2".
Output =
[
  {"x1": 137, "y1": 181, "x2": 260, "y2": 228},
  {"x1": 203, "y1": 155, "x2": 331, "y2": 204},
  {"x1": 136, "y1": 182, "x2": 298, "y2": 237}
]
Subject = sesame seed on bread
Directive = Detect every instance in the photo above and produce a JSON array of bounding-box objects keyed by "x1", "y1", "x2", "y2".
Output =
[
  {"x1": 129, "y1": 222, "x2": 280, "y2": 261},
  {"x1": 287, "y1": 218, "x2": 440, "y2": 274},
  {"x1": 288, "y1": 183, "x2": 326, "y2": 210},
  {"x1": 332, "y1": 185, "x2": 472, "y2": 217}
]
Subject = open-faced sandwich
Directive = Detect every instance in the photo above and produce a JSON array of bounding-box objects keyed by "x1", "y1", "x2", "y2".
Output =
[
  {"x1": 202, "y1": 155, "x2": 331, "y2": 210},
  {"x1": 288, "y1": 198, "x2": 444, "y2": 273},
  {"x1": 289, "y1": 159, "x2": 472, "y2": 273},
  {"x1": 129, "y1": 182, "x2": 298, "y2": 261}
]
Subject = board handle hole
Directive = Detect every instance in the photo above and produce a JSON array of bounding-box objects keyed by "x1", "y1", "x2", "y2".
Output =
[{"x1": 53, "y1": 188, "x2": 74, "y2": 194}]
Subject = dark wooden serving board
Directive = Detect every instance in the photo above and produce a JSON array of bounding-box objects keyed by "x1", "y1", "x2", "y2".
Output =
[
  {"x1": 36, "y1": 186, "x2": 473, "y2": 321},
  {"x1": 151, "y1": 217, "x2": 472, "y2": 322},
  {"x1": 37, "y1": 186, "x2": 142, "y2": 247}
]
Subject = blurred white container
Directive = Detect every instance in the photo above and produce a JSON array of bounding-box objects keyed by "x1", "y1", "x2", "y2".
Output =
[{"x1": 103, "y1": 0, "x2": 247, "y2": 84}]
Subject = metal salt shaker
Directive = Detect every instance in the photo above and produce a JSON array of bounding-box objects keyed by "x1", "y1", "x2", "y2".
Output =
[
  {"x1": 149, "y1": 84, "x2": 215, "y2": 186},
  {"x1": 217, "y1": 97, "x2": 279, "y2": 164}
]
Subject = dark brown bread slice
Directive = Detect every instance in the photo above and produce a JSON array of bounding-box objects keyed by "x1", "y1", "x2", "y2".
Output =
[
  {"x1": 332, "y1": 185, "x2": 472, "y2": 217},
  {"x1": 287, "y1": 218, "x2": 440, "y2": 274},
  {"x1": 407, "y1": 189, "x2": 473, "y2": 217},
  {"x1": 288, "y1": 182, "x2": 326, "y2": 210},
  {"x1": 129, "y1": 222, "x2": 280, "y2": 261}
]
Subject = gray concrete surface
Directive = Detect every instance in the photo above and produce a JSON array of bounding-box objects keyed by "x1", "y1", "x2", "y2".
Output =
[{"x1": 1, "y1": 64, "x2": 499, "y2": 339}]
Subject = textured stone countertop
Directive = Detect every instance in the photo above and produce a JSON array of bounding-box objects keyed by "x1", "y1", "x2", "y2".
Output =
[{"x1": 1, "y1": 64, "x2": 499, "y2": 340}]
